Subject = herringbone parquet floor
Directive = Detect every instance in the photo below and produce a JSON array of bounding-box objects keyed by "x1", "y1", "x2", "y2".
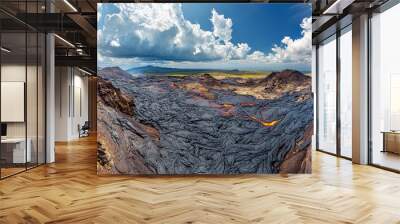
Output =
[{"x1": 1, "y1": 135, "x2": 400, "y2": 224}]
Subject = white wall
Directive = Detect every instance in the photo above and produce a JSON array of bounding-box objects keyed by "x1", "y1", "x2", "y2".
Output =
[
  {"x1": 72, "y1": 73, "x2": 89, "y2": 138},
  {"x1": 1, "y1": 63, "x2": 46, "y2": 164},
  {"x1": 55, "y1": 66, "x2": 69, "y2": 141},
  {"x1": 55, "y1": 67, "x2": 89, "y2": 141},
  {"x1": 1, "y1": 82, "x2": 25, "y2": 122},
  {"x1": 1, "y1": 65, "x2": 39, "y2": 139}
]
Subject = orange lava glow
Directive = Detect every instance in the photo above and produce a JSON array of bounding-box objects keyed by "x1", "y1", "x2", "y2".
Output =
[
  {"x1": 180, "y1": 82, "x2": 214, "y2": 99},
  {"x1": 260, "y1": 120, "x2": 279, "y2": 127},
  {"x1": 249, "y1": 116, "x2": 279, "y2": 127},
  {"x1": 222, "y1": 103, "x2": 235, "y2": 109},
  {"x1": 221, "y1": 111, "x2": 234, "y2": 117},
  {"x1": 219, "y1": 103, "x2": 235, "y2": 117}
]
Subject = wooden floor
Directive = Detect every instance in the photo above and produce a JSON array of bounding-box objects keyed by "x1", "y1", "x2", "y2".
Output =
[
  {"x1": 372, "y1": 150, "x2": 400, "y2": 171},
  {"x1": 1, "y1": 136, "x2": 400, "y2": 224},
  {"x1": 0, "y1": 167, "x2": 26, "y2": 178}
]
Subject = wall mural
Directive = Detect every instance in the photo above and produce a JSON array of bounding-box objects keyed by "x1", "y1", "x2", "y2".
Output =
[{"x1": 97, "y1": 3, "x2": 313, "y2": 174}]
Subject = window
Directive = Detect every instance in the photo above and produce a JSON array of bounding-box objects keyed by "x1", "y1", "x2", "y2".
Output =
[
  {"x1": 317, "y1": 36, "x2": 337, "y2": 154},
  {"x1": 370, "y1": 3, "x2": 400, "y2": 171},
  {"x1": 339, "y1": 27, "x2": 352, "y2": 158}
]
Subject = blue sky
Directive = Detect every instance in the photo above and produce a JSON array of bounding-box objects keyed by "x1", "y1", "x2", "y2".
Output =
[
  {"x1": 182, "y1": 4, "x2": 310, "y2": 53},
  {"x1": 97, "y1": 3, "x2": 311, "y2": 71}
]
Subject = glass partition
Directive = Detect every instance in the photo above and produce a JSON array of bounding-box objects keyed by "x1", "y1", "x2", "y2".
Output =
[
  {"x1": 317, "y1": 35, "x2": 337, "y2": 154},
  {"x1": 339, "y1": 26, "x2": 352, "y2": 158},
  {"x1": 0, "y1": 1, "x2": 46, "y2": 179},
  {"x1": 370, "y1": 3, "x2": 400, "y2": 171},
  {"x1": 1, "y1": 31, "x2": 28, "y2": 177}
]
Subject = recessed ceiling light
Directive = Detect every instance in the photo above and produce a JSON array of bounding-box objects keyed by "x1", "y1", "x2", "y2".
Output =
[
  {"x1": 1, "y1": 47, "x2": 11, "y2": 53},
  {"x1": 78, "y1": 67, "x2": 93, "y2": 76},
  {"x1": 322, "y1": 0, "x2": 355, "y2": 15},
  {"x1": 63, "y1": 0, "x2": 78, "y2": 12},
  {"x1": 54, "y1": 34, "x2": 75, "y2": 48}
]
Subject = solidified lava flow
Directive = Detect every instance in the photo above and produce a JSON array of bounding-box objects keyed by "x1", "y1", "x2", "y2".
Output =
[{"x1": 97, "y1": 67, "x2": 313, "y2": 174}]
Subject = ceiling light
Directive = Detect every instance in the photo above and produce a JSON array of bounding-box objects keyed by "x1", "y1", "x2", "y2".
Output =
[
  {"x1": 63, "y1": 0, "x2": 78, "y2": 12},
  {"x1": 78, "y1": 67, "x2": 93, "y2": 76},
  {"x1": 76, "y1": 48, "x2": 84, "y2": 55},
  {"x1": 54, "y1": 34, "x2": 75, "y2": 48},
  {"x1": 323, "y1": 0, "x2": 341, "y2": 14},
  {"x1": 322, "y1": 0, "x2": 355, "y2": 15},
  {"x1": 1, "y1": 47, "x2": 11, "y2": 53}
]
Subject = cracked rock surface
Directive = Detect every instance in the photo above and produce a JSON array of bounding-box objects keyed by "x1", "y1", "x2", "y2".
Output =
[{"x1": 97, "y1": 67, "x2": 313, "y2": 174}]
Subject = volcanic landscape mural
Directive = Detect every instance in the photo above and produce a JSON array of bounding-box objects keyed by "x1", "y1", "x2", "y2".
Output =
[{"x1": 97, "y1": 3, "x2": 313, "y2": 174}]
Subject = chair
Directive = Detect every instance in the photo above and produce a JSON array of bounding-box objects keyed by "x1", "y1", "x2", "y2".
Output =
[{"x1": 79, "y1": 121, "x2": 90, "y2": 138}]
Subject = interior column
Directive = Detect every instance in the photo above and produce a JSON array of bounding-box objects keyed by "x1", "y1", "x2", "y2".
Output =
[{"x1": 352, "y1": 14, "x2": 369, "y2": 164}]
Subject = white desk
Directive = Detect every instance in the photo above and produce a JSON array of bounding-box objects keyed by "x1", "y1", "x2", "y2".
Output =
[{"x1": 1, "y1": 138, "x2": 31, "y2": 163}]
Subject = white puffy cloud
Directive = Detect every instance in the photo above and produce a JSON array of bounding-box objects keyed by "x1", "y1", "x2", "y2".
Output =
[
  {"x1": 247, "y1": 50, "x2": 266, "y2": 61},
  {"x1": 269, "y1": 17, "x2": 311, "y2": 63},
  {"x1": 97, "y1": 3, "x2": 311, "y2": 69},
  {"x1": 210, "y1": 9, "x2": 232, "y2": 43},
  {"x1": 97, "y1": 3, "x2": 102, "y2": 21},
  {"x1": 98, "y1": 3, "x2": 250, "y2": 62},
  {"x1": 248, "y1": 17, "x2": 312, "y2": 64},
  {"x1": 98, "y1": 53, "x2": 146, "y2": 70},
  {"x1": 110, "y1": 38, "x2": 120, "y2": 47}
]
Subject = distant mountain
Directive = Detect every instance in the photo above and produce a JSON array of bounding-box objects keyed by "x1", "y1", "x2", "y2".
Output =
[
  {"x1": 126, "y1": 65, "x2": 241, "y2": 75},
  {"x1": 98, "y1": 67, "x2": 133, "y2": 81},
  {"x1": 259, "y1": 69, "x2": 311, "y2": 98},
  {"x1": 263, "y1": 69, "x2": 310, "y2": 83}
]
